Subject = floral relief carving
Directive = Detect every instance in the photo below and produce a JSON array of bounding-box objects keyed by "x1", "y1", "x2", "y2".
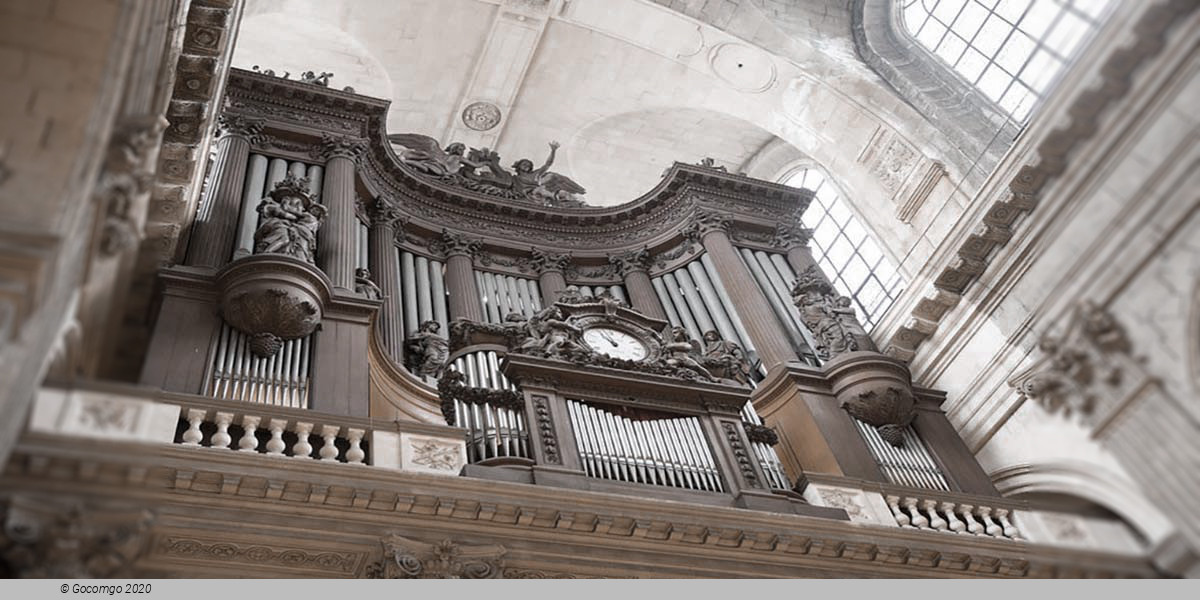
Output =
[
  {"x1": 366, "y1": 535, "x2": 505, "y2": 579},
  {"x1": 723, "y1": 421, "x2": 761, "y2": 488},
  {"x1": 160, "y1": 538, "x2": 359, "y2": 573},
  {"x1": 409, "y1": 438, "x2": 464, "y2": 472},
  {"x1": 77, "y1": 398, "x2": 141, "y2": 433},
  {"x1": 1011, "y1": 301, "x2": 1145, "y2": 423},
  {"x1": 817, "y1": 488, "x2": 870, "y2": 522}
]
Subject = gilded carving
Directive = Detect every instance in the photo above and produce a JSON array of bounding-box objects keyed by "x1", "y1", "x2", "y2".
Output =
[{"x1": 366, "y1": 535, "x2": 505, "y2": 579}]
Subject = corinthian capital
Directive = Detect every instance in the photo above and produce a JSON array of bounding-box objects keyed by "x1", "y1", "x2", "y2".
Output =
[
  {"x1": 771, "y1": 222, "x2": 812, "y2": 250},
  {"x1": 217, "y1": 114, "x2": 265, "y2": 139},
  {"x1": 609, "y1": 247, "x2": 653, "y2": 275},
  {"x1": 530, "y1": 246, "x2": 572, "y2": 274},
  {"x1": 684, "y1": 208, "x2": 731, "y2": 242},
  {"x1": 439, "y1": 229, "x2": 482, "y2": 258},
  {"x1": 365, "y1": 195, "x2": 405, "y2": 228},
  {"x1": 316, "y1": 133, "x2": 366, "y2": 161}
]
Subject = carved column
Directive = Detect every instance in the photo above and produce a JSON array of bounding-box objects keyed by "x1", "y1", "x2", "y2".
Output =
[
  {"x1": 690, "y1": 208, "x2": 797, "y2": 369},
  {"x1": 531, "y1": 247, "x2": 571, "y2": 307},
  {"x1": 367, "y1": 196, "x2": 406, "y2": 362},
  {"x1": 610, "y1": 248, "x2": 666, "y2": 320},
  {"x1": 316, "y1": 134, "x2": 364, "y2": 292},
  {"x1": 187, "y1": 114, "x2": 263, "y2": 268},
  {"x1": 441, "y1": 230, "x2": 484, "y2": 322},
  {"x1": 773, "y1": 222, "x2": 819, "y2": 275}
]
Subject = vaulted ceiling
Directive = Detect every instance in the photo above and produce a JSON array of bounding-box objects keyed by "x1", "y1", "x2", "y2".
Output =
[{"x1": 232, "y1": 0, "x2": 963, "y2": 223}]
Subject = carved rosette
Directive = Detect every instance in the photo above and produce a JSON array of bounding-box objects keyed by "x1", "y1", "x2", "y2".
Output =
[
  {"x1": 217, "y1": 113, "x2": 265, "y2": 140},
  {"x1": 609, "y1": 247, "x2": 653, "y2": 275},
  {"x1": 530, "y1": 247, "x2": 572, "y2": 274},
  {"x1": 366, "y1": 535, "x2": 505, "y2": 579},
  {"x1": 315, "y1": 133, "x2": 366, "y2": 162},
  {"x1": 824, "y1": 353, "x2": 916, "y2": 447},
  {"x1": 216, "y1": 255, "x2": 330, "y2": 358},
  {"x1": 437, "y1": 230, "x2": 482, "y2": 258}
]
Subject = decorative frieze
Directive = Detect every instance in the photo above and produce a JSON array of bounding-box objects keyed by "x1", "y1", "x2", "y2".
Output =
[
  {"x1": 530, "y1": 247, "x2": 572, "y2": 274},
  {"x1": 159, "y1": 537, "x2": 359, "y2": 573},
  {"x1": 366, "y1": 535, "x2": 506, "y2": 579}
]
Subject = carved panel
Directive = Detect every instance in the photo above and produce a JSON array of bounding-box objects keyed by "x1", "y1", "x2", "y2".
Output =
[
  {"x1": 366, "y1": 535, "x2": 505, "y2": 579},
  {"x1": 158, "y1": 537, "x2": 359, "y2": 574},
  {"x1": 722, "y1": 421, "x2": 761, "y2": 488},
  {"x1": 531, "y1": 395, "x2": 561, "y2": 465}
]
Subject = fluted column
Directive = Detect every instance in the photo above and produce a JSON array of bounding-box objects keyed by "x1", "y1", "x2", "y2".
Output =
[
  {"x1": 531, "y1": 247, "x2": 571, "y2": 307},
  {"x1": 689, "y1": 209, "x2": 797, "y2": 369},
  {"x1": 187, "y1": 114, "x2": 263, "y2": 268},
  {"x1": 610, "y1": 248, "x2": 666, "y2": 320},
  {"x1": 440, "y1": 230, "x2": 484, "y2": 322},
  {"x1": 366, "y1": 195, "x2": 406, "y2": 362},
  {"x1": 316, "y1": 134, "x2": 364, "y2": 292},
  {"x1": 774, "y1": 222, "x2": 819, "y2": 275}
]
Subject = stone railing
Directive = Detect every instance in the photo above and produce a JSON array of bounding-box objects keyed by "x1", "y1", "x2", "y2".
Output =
[
  {"x1": 884, "y1": 491, "x2": 1021, "y2": 540},
  {"x1": 28, "y1": 384, "x2": 469, "y2": 477}
]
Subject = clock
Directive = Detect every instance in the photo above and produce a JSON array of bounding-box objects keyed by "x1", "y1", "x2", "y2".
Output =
[{"x1": 582, "y1": 327, "x2": 648, "y2": 361}]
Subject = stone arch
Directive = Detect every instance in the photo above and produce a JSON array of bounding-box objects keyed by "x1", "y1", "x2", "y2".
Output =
[
  {"x1": 849, "y1": 0, "x2": 1017, "y2": 180},
  {"x1": 990, "y1": 460, "x2": 1173, "y2": 545}
]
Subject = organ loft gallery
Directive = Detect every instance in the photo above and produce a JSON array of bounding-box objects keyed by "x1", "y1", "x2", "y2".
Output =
[{"x1": 0, "y1": 0, "x2": 1198, "y2": 579}]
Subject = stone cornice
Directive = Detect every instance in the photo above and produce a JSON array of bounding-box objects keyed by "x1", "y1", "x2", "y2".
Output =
[
  {"x1": 222, "y1": 67, "x2": 811, "y2": 252},
  {"x1": 878, "y1": 0, "x2": 1199, "y2": 367},
  {"x1": 4, "y1": 433, "x2": 1156, "y2": 578}
]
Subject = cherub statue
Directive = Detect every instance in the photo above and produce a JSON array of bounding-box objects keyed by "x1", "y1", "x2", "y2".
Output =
[
  {"x1": 299, "y1": 70, "x2": 332, "y2": 86},
  {"x1": 536, "y1": 307, "x2": 587, "y2": 360},
  {"x1": 387, "y1": 134, "x2": 486, "y2": 178},
  {"x1": 405, "y1": 320, "x2": 449, "y2": 378},
  {"x1": 662, "y1": 327, "x2": 713, "y2": 381},
  {"x1": 355, "y1": 267, "x2": 383, "y2": 300}
]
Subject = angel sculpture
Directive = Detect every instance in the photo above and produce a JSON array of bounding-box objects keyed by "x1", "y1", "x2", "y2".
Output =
[
  {"x1": 663, "y1": 327, "x2": 714, "y2": 381},
  {"x1": 387, "y1": 133, "x2": 485, "y2": 178},
  {"x1": 518, "y1": 141, "x2": 587, "y2": 207}
]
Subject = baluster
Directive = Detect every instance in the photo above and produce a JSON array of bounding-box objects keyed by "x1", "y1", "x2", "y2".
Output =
[
  {"x1": 978, "y1": 506, "x2": 1003, "y2": 537},
  {"x1": 181, "y1": 409, "x2": 206, "y2": 446},
  {"x1": 902, "y1": 497, "x2": 929, "y2": 528},
  {"x1": 886, "y1": 495, "x2": 911, "y2": 527},
  {"x1": 293, "y1": 422, "x2": 314, "y2": 459},
  {"x1": 346, "y1": 428, "x2": 366, "y2": 464},
  {"x1": 922, "y1": 499, "x2": 947, "y2": 531},
  {"x1": 319, "y1": 425, "x2": 341, "y2": 461},
  {"x1": 266, "y1": 419, "x2": 288, "y2": 456},
  {"x1": 211, "y1": 412, "x2": 234, "y2": 449},
  {"x1": 996, "y1": 509, "x2": 1020, "y2": 540},
  {"x1": 238, "y1": 416, "x2": 261, "y2": 452},
  {"x1": 958, "y1": 504, "x2": 984, "y2": 535},
  {"x1": 940, "y1": 501, "x2": 965, "y2": 533}
]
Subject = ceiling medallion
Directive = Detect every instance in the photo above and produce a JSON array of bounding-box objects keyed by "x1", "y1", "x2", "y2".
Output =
[{"x1": 461, "y1": 102, "x2": 502, "y2": 131}]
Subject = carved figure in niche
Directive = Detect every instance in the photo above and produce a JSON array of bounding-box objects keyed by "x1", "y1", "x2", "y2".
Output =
[
  {"x1": 700, "y1": 330, "x2": 752, "y2": 385},
  {"x1": 387, "y1": 134, "x2": 487, "y2": 178},
  {"x1": 405, "y1": 320, "x2": 449, "y2": 378},
  {"x1": 662, "y1": 327, "x2": 713, "y2": 381},
  {"x1": 252, "y1": 174, "x2": 326, "y2": 264},
  {"x1": 355, "y1": 268, "x2": 383, "y2": 300}
]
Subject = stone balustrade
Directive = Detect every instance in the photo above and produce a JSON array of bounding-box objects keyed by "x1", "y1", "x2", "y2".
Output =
[
  {"x1": 28, "y1": 384, "x2": 468, "y2": 477},
  {"x1": 884, "y1": 492, "x2": 1021, "y2": 541}
]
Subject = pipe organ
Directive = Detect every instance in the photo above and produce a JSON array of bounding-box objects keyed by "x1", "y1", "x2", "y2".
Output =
[{"x1": 141, "y1": 68, "x2": 1008, "y2": 525}]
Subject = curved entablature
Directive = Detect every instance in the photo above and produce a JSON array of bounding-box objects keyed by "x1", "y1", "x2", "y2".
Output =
[{"x1": 223, "y1": 67, "x2": 813, "y2": 262}]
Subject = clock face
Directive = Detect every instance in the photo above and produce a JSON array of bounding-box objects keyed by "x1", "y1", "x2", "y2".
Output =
[{"x1": 582, "y1": 327, "x2": 648, "y2": 361}]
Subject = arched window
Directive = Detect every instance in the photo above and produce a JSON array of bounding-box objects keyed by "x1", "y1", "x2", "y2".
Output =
[
  {"x1": 783, "y1": 167, "x2": 906, "y2": 331},
  {"x1": 900, "y1": 0, "x2": 1113, "y2": 122}
]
